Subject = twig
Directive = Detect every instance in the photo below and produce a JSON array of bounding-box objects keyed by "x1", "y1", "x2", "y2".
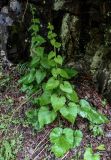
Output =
[
  {"x1": 33, "y1": 145, "x2": 47, "y2": 160},
  {"x1": 32, "y1": 130, "x2": 50, "y2": 154},
  {"x1": 60, "y1": 151, "x2": 69, "y2": 160},
  {"x1": 31, "y1": 140, "x2": 49, "y2": 159},
  {"x1": 22, "y1": 0, "x2": 29, "y2": 22}
]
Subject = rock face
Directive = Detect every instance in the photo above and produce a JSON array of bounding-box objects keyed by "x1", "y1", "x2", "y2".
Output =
[
  {"x1": 0, "y1": 0, "x2": 111, "y2": 102},
  {"x1": 52, "y1": 0, "x2": 111, "y2": 103}
]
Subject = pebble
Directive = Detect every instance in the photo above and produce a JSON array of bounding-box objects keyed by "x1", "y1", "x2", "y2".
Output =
[
  {"x1": 10, "y1": 0, "x2": 21, "y2": 14},
  {"x1": 1, "y1": 6, "x2": 8, "y2": 14},
  {"x1": 0, "y1": 13, "x2": 13, "y2": 25},
  {"x1": 105, "y1": 131, "x2": 111, "y2": 138}
]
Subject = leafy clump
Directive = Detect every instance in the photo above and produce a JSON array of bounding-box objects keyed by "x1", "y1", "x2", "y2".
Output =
[
  {"x1": 89, "y1": 124, "x2": 104, "y2": 136},
  {"x1": 50, "y1": 127, "x2": 83, "y2": 157},
  {"x1": 25, "y1": 109, "x2": 39, "y2": 130},
  {"x1": 19, "y1": 5, "x2": 109, "y2": 158},
  {"x1": 84, "y1": 147, "x2": 100, "y2": 160}
]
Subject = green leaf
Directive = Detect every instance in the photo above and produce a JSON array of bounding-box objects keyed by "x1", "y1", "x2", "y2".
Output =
[
  {"x1": 19, "y1": 69, "x2": 35, "y2": 84},
  {"x1": 48, "y1": 32, "x2": 57, "y2": 39},
  {"x1": 51, "y1": 145, "x2": 66, "y2": 158},
  {"x1": 29, "y1": 24, "x2": 39, "y2": 32},
  {"x1": 50, "y1": 127, "x2": 74, "y2": 157},
  {"x1": 3, "y1": 140, "x2": 12, "y2": 160},
  {"x1": 60, "y1": 102, "x2": 78, "y2": 123},
  {"x1": 60, "y1": 81, "x2": 73, "y2": 93},
  {"x1": 31, "y1": 18, "x2": 40, "y2": 24},
  {"x1": 45, "y1": 77, "x2": 60, "y2": 90},
  {"x1": 66, "y1": 90, "x2": 79, "y2": 103},
  {"x1": 26, "y1": 109, "x2": 39, "y2": 129},
  {"x1": 48, "y1": 59, "x2": 56, "y2": 67},
  {"x1": 51, "y1": 68, "x2": 60, "y2": 78},
  {"x1": 38, "y1": 107, "x2": 57, "y2": 128},
  {"x1": 84, "y1": 148, "x2": 100, "y2": 160},
  {"x1": 96, "y1": 144, "x2": 105, "y2": 151},
  {"x1": 26, "y1": 70, "x2": 36, "y2": 84},
  {"x1": 64, "y1": 68, "x2": 78, "y2": 78},
  {"x1": 34, "y1": 47, "x2": 44, "y2": 58},
  {"x1": 32, "y1": 36, "x2": 46, "y2": 46},
  {"x1": 47, "y1": 23, "x2": 54, "y2": 30},
  {"x1": 30, "y1": 57, "x2": 40, "y2": 68},
  {"x1": 79, "y1": 99, "x2": 109, "y2": 124},
  {"x1": 59, "y1": 69, "x2": 69, "y2": 79},
  {"x1": 40, "y1": 56, "x2": 50, "y2": 69},
  {"x1": 54, "y1": 55, "x2": 63, "y2": 65},
  {"x1": 50, "y1": 127, "x2": 63, "y2": 144},
  {"x1": 50, "y1": 39, "x2": 61, "y2": 48},
  {"x1": 51, "y1": 68, "x2": 69, "y2": 79},
  {"x1": 51, "y1": 94, "x2": 66, "y2": 111},
  {"x1": 73, "y1": 130, "x2": 83, "y2": 148},
  {"x1": 54, "y1": 42, "x2": 61, "y2": 48},
  {"x1": 89, "y1": 124, "x2": 104, "y2": 136},
  {"x1": 36, "y1": 69, "x2": 46, "y2": 84},
  {"x1": 48, "y1": 51, "x2": 56, "y2": 60},
  {"x1": 38, "y1": 91, "x2": 51, "y2": 105}
]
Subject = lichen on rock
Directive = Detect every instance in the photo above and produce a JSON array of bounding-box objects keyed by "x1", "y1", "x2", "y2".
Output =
[
  {"x1": 53, "y1": 0, "x2": 65, "y2": 11},
  {"x1": 60, "y1": 13, "x2": 80, "y2": 60}
]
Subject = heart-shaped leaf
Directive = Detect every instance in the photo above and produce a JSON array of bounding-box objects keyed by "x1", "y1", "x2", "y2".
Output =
[
  {"x1": 45, "y1": 77, "x2": 60, "y2": 90},
  {"x1": 48, "y1": 59, "x2": 56, "y2": 67},
  {"x1": 79, "y1": 99, "x2": 109, "y2": 124},
  {"x1": 48, "y1": 51, "x2": 56, "y2": 60},
  {"x1": 51, "y1": 68, "x2": 60, "y2": 78},
  {"x1": 34, "y1": 47, "x2": 44, "y2": 57},
  {"x1": 48, "y1": 32, "x2": 57, "y2": 39},
  {"x1": 38, "y1": 107, "x2": 57, "y2": 128},
  {"x1": 73, "y1": 130, "x2": 83, "y2": 147},
  {"x1": 51, "y1": 68, "x2": 69, "y2": 79},
  {"x1": 19, "y1": 69, "x2": 35, "y2": 84},
  {"x1": 51, "y1": 94, "x2": 66, "y2": 111},
  {"x1": 64, "y1": 68, "x2": 78, "y2": 78},
  {"x1": 50, "y1": 39, "x2": 61, "y2": 48},
  {"x1": 40, "y1": 56, "x2": 50, "y2": 69},
  {"x1": 30, "y1": 57, "x2": 40, "y2": 68},
  {"x1": 66, "y1": 90, "x2": 79, "y2": 102},
  {"x1": 50, "y1": 127, "x2": 74, "y2": 157},
  {"x1": 60, "y1": 102, "x2": 78, "y2": 123},
  {"x1": 32, "y1": 36, "x2": 46, "y2": 46},
  {"x1": 59, "y1": 69, "x2": 69, "y2": 79},
  {"x1": 38, "y1": 91, "x2": 51, "y2": 106},
  {"x1": 54, "y1": 55, "x2": 63, "y2": 65},
  {"x1": 60, "y1": 81, "x2": 73, "y2": 93},
  {"x1": 36, "y1": 69, "x2": 46, "y2": 84}
]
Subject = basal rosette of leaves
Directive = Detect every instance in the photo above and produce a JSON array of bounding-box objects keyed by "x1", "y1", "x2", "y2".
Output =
[{"x1": 19, "y1": 5, "x2": 109, "y2": 158}]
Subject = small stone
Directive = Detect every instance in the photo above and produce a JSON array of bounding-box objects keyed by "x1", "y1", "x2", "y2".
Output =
[
  {"x1": 0, "y1": 14, "x2": 13, "y2": 25},
  {"x1": 105, "y1": 131, "x2": 111, "y2": 138},
  {"x1": 5, "y1": 16, "x2": 13, "y2": 25},
  {"x1": 1, "y1": 6, "x2": 8, "y2": 14},
  {"x1": 10, "y1": 0, "x2": 21, "y2": 14}
]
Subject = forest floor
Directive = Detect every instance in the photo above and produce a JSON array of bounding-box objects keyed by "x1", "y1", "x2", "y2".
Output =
[{"x1": 0, "y1": 64, "x2": 111, "y2": 160}]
